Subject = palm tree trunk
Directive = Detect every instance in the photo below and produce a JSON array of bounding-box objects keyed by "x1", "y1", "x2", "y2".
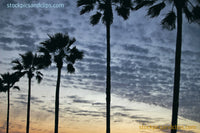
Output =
[
  {"x1": 106, "y1": 1, "x2": 111, "y2": 133},
  {"x1": 26, "y1": 77, "x2": 31, "y2": 133},
  {"x1": 106, "y1": 23, "x2": 111, "y2": 133},
  {"x1": 171, "y1": 6, "x2": 182, "y2": 133},
  {"x1": 6, "y1": 87, "x2": 10, "y2": 133},
  {"x1": 55, "y1": 67, "x2": 61, "y2": 133}
]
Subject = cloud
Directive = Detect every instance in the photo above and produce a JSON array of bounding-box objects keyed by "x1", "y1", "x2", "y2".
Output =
[
  {"x1": 38, "y1": 20, "x2": 52, "y2": 26},
  {"x1": 16, "y1": 23, "x2": 35, "y2": 32},
  {"x1": 123, "y1": 44, "x2": 149, "y2": 54},
  {"x1": 68, "y1": 95, "x2": 92, "y2": 105},
  {"x1": 0, "y1": 43, "x2": 14, "y2": 51},
  {"x1": 14, "y1": 94, "x2": 44, "y2": 106},
  {"x1": 92, "y1": 102, "x2": 105, "y2": 106},
  {"x1": 18, "y1": 14, "x2": 29, "y2": 21},
  {"x1": 0, "y1": 37, "x2": 13, "y2": 43},
  {"x1": 111, "y1": 111, "x2": 158, "y2": 125},
  {"x1": 73, "y1": 99, "x2": 91, "y2": 104}
]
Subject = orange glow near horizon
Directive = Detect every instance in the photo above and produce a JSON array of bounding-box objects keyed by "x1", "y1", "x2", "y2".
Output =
[
  {"x1": 1, "y1": 95, "x2": 200, "y2": 133},
  {"x1": 0, "y1": 87, "x2": 200, "y2": 133}
]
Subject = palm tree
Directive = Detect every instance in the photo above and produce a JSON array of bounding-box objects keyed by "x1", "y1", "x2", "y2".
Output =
[
  {"x1": 133, "y1": 0, "x2": 200, "y2": 133},
  {"x1": 77, "y1": 1, "x2": 133, "y2": 133},
  {"x1": 12, "y1": 51, "x2": 47, "y2": 133},
  {"x1": 39, "y1": 33, "x2": 83, "y2": 133},
  {"x1": 0, "y1": 72, "x2": 20, "y2": 133}
]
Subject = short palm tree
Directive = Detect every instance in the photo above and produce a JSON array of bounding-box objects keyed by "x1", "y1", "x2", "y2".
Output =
[
  {"x1": 0, "y1": 72, "x2": 20, "y2": 133},
  {"x1": 77, "y1": 1, "x2": 133, "y2": 133},
  {"x1": 133, "y1": 0, "x2": 200, "y2": 133},
  {"x1": 12, "y1": 51, "x2": 47, "y2": 133},
  {"x1": 39, "y1": 33, "x2": 83, "y2": 133}
]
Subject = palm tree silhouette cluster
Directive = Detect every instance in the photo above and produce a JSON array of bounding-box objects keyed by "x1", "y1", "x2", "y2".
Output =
[
  {"x1": 0, "y1": 33, "x2": 83, "y2": 133},
  {"x1": 0, "y1": 0, "x2": 200, "y2": 133}
]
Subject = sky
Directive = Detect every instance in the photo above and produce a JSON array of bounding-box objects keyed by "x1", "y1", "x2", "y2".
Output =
[{"x1": 0, "y1": 0, "x2": 200, "y2": 133}]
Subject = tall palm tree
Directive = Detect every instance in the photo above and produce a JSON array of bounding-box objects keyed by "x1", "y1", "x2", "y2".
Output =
[
  {"x1": 0, "y1": 72, "x2": 20, "y2": 133},
  {"x1": 12, "y1": 51, "x2": 47, "y2": 133},
  {"x1": 133, "y1": 0, "x2": 200, "y2": 133},
  {"x1": 39, "y1": 33, "x2": 83, "y2": 133},
  {"x1": 77, "y1": 1, "x2": 132, "y2": 133}
]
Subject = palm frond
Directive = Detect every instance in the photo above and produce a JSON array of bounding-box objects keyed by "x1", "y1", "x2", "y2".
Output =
[
  {"x1": 54, "y1": 33, "x2": 70, "y2": 49},
  {"x1": 40, "y1": 40, "x2": 54, "y2": 53},
  {"x1": 0, "y1": 72, "x2": 20, "y2": 90},
  {"x1": 66, "y1": 46, "x2": 84, "y2": 64},
  {"x1": 97, "y1": 3, "x2": 106, "y2": 11},
  {"x1": 112, "y1": 0, "x2": 120, "y2": 3},
  {"x1": 80, "y1": 5, "x2": 94, "y2": 15},
  {"x1": 102, "y1": 6, "x2": 113, "y2": 25},
  {"x1": 90, "y1": 12, "x2": 102, "y2": 25},
  {"x1": 1, "y1": 73, "x2": 11, "y2": 84},
  {"x1": 37, "y1": 54, "x2": 51, "y2": 69},
  {"x1": 71, "y1": 47, "x2": 84, "y2": 60},
  {"x1": 15, "y1": 71, "x2": 26, "y2": 78},
  {"x1": 40, "y1": 37, "x2": 56, "y2": 53},
  {"x1": 32, "y1": 54, "x2": 40, "y2": 68},
  {"x1": 183, "y1": 6, "x2": 194, "y2": 22},
  {"x1": 0, "y1": 83, "x2": 7, "y2": 92},
  {"x1": 117, "y1": 0, "x2": 133, "y2": 8},
  {"x1": 36, "y1": 71, "x2": 43, "y2": 77},
  {"x1": 67, "y1": 64, "x2": 75, "y2": 73},
  {"x1": 38, "y1": 47, "x2": 49, "y2": 54},
  {"x1": 36, "y1": 73, "x2": 43, "y2": 84},
  {"x1": 161, "y1": 11, "x2": 176, "y2": 30},
  {"x1": 0, "y1": 78, "x2": 5, "y2": 92},
  {"x1": 133, "y1": 0, "x2": 156, "y2": 10},
  {"x1": 148, "y1": 2, "x2": 166, "y2": 18},
  {"x1": 77, "y1": 0, "x2": 97, "y2": 7},
  {"x1": 69, "y1": 38, "x2": 76, "y2": 48},
  {"x1": 192, "y1": 6, "x2": 200, "y2": 23},
  {"x1": 41, "y1": 33, "x2": 71, "y2": 53},
  {"x1": 54, "y1": 53, "x2": 64, "y2": 68},
  {"x1": 12, "y1": 59, "x2": 23, "y2": 71},
  {"x1": 20, "y1": 52, "x2": 34, "y2": 69},
  {"x1": 13, "y1": 86, "x2": 20, "y2": 90},
  {"x1": 116, "y1": 6, "x2": 130, "y2": 20},
  {"x1": 66, "y1": 49, "x2": 83, "y2": 64}
]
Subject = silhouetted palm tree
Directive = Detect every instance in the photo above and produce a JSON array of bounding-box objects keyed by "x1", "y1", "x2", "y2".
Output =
[
  {"x1": 39, "y1": 33, "x2": 83, "y2": 133},
  {"x1": 12, "y1": 51, "x2": 47, "y2": 133},
  {"x1": 0, "y1": 72, "x2": 20, "y2": 133},
  {"x1": 77, "y1": 1, "x2": 132, "y2": 133},
  {"x1": 133, "y1": 0, "x2": 200, "y2": 133}
]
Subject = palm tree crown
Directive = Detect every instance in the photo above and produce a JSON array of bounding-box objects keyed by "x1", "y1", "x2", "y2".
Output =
[
  {"x1": 39, "y1": 33, "x2": 83, "y2": 71},
  {"x1": 133, "y1": 0, "x2": 200, "y2": 29},
  {"x1": 77, "y1": 0, "x2": 133, "y2": 25},
  {"x1": 0, "y1": 72, "x2": 20, "y2": 133},
  {"x1": 0, "y1": 72, "x2": 20, "y2": 93},
  {"x1": 12, "y1": 51, "x2": 46, "y2": 82}
]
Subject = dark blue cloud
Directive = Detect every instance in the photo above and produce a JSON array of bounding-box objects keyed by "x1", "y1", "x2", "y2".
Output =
[{"x1": 123, "y1": 44, "x2": 149, "y2": 54}]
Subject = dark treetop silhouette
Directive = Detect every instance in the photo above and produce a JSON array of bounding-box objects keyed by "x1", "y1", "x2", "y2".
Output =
[
  {"x1": 133, "y1": 0, "x2": 200, "y2": 133},
  {"x1": 0, "y1": 72, "x2": 20, "y2": 133},
  {"x1": 39, "y1": 33, "x2": 83, "y2": 133},
  {"x1": 12, "y1": 51, "x2": 47, "y2": 133},
  {"x1": 77, "y1": 0, "x2": 132, "y2": 133}
]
